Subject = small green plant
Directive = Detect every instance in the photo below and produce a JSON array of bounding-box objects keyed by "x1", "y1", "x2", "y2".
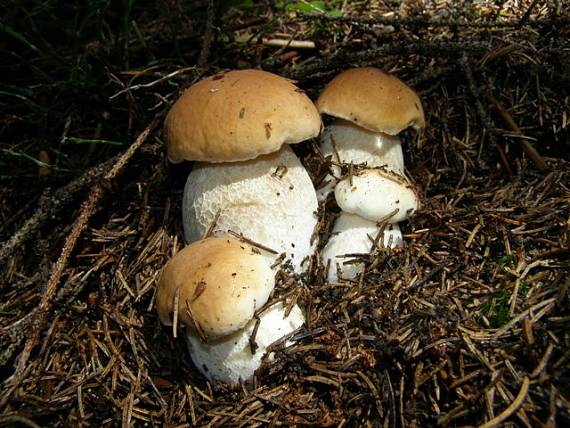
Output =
[
  {"x1": 519, "y1": 280, "x2": 530, "y2": 300},
  {"x1": 497, "y1": 253, "x2": 515, "y2": 270},
  {"x1": 1, "y1": 148, "x2": 71, "y2": 174},
  {"x1": 220, "y1": 0, "x2": 256, "y2": 11},
  {"x1": 275, "y1": 1, "x2": 343, "y2": 17},
  {"x1": 63, "y1": 137, "x2": 124, "y2": 147},
  {"x1": 480, "y1": 289, "x2": 511, "y2": 328}
]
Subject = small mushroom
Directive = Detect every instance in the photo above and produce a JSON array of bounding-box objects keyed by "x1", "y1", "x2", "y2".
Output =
[
  {"x1": 156, "y1": 237, "x2": 304, "y2": 384},
  {"x1": 315, "y1": 67, "x2": 425, "y2": 282},
  {"x1": 316, "y1": 67, "x2": 425, "y2": 200},
  {"x1": 334, "y1": 169, "x2": 419, "y2": 223},
  {"x1": 164, "y1": 69, "x2": 322, "y2": 272}
]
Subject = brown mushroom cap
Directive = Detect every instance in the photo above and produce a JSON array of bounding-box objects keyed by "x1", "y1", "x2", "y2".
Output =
[
  {"x1": 316, "y1": 67, "x2": 425, "y2": 135},
  {"x1": 164, "y1": 69, "x2": 322, "y2": 163},
  {"x1": 156, "y1": 237, "x2": 274, "y2": 340}
]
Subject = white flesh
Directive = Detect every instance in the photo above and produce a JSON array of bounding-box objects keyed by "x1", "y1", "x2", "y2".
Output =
[
  {"x1": 185, "y1": 302, "x2": 304, "y2": 384},
  {"x1": 321, "y1": 212, "x2": 403, "y2": 283},
  {"x1": 317, "y1": 118, "x2": 404, "y2": 201},
  {"x1": 183, "y1": 146, "x2": 318, "y2": 273}
]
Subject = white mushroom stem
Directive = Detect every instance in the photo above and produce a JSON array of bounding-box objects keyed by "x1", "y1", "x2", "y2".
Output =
[
  {"x1": 183, "y1": 145, "x2": 318, "y2": 273},
  {"x1": 317, "y1": 118, "x2": 404, "y2": 201},
  {"x1": 321, "y1": 213, "x2": 403, "y2": 283},
  {"x1": 334, "y1": 169, "x2": 419, "y2": 223},
  {"x1": 185, "y1": 302, "x2": 304, "y2": 384}
]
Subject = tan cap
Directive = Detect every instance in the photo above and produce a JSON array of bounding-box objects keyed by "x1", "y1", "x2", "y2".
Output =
[
  {"x1": 156, "y1": 237, "x2": 274, "y2": 340},
  {"x1": 164, "y1": 69, "x2": 322, "y2": 163},
  {"x1": 316, "y1": 67, "x2": 425, "y2": 135}
]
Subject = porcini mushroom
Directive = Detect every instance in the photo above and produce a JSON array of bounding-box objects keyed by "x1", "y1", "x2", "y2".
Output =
[
  {"x1": 316, "y1": 67, "x2": 425, "y2": 199},
  {"x1": 334, "y1": 169, "x2": 419, "y2": 223},
  {"x1": 156, "y1": 237, "x2": 304, "y2": 384},
  {"x1": 164, "y1": 69, "x2": 322, "y2": 272},
  {"x1": 315, "y1": 67, "x2": 425, "y2": 282}
]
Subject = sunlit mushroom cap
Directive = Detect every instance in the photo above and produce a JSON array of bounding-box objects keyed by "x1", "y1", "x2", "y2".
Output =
[
  {"x1": 316, "y1": 67, "x2": 425, "y2": 135},
  {"x1": 164, "y1": 69, "x2": 322, "y2": 163},
  {"x1": 156, "y1": 237, "x2": 274, "y2": 340}
]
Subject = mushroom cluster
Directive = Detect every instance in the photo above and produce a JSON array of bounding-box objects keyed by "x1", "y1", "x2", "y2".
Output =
[
  {"x1": 158, "y1": 69, "x2": 322, "y2": 384},
  {"x1": 315, "y1": 68, "x2": 425, "y2": 282},
  {"x1": 156, "y1": 66, "x2": 426, "y2": 384}
]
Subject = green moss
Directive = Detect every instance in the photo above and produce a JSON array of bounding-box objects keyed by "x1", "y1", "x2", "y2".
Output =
[{"x1": 480, "y1": 289, "x2": 511, "y2": 328}]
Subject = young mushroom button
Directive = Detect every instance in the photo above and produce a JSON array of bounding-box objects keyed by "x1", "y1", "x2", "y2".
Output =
[
  {"x1": 156, "y1": 237, "x2": 274, "y2": 340},
  {"x1": 334, "y1": 169, "x2": 419, "y2": 224}
]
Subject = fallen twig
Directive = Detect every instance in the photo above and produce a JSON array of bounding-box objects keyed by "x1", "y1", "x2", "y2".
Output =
[
  {"x1": 485, "y1": 89, "x2": 548, "y2": 172},
  {"x1": 262, "y1": 38, "x2": 316, "y2": 49},
  {"x1": 198, "y1": 0, "x2": 216, "y2": 67},
  {"x1": 0, "y1": 156, "x2": 117, "y2": 264},
  {"x1": 1, "y1": 114, "x2": 162, "y2": 409}
]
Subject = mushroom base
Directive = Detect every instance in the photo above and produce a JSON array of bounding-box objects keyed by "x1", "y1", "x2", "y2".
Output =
[
  {"x1": 322, "y1": 213, "x2": 403, "y2": 283},
  {"x1": 185, "y1": 302, "x2": 304, "y2": 384}
]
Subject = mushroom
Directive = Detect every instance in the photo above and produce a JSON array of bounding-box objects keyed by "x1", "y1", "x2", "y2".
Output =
[
  {"x1": 316, "y1": 67, "x2": 425, "y2": 199},
  {"x1": 315, "y1": 67, "x2": 425, "y2": 282},
  {"x1": 156, "y1": 237, "x2": 304, "y2": 384},
  {"x1": 334, "y1": 169, "x2": 419, "y2": 223},
  {"x1": 164, "y1": 69, "x2": 321, "y2": 272}
]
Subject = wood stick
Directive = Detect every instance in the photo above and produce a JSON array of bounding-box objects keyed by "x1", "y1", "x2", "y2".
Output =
[
  {"x1": 262, "y1": 38, "x2": 316, "y2": 49},
  {"x1": 1, "y1": 114, "x2": 162, "y2": 409},
  {"x1": 485, "y1": 90, "x2": 548, "y2": 172}
]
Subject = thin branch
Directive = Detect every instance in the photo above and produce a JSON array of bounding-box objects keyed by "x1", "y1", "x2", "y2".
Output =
[
  {"x1": 0, "y1": 156, "x2": 117, "y2": 263},
  {"x1": 198, "y1": 0, "x2": 216, "y2": 67},
  {"x1": 298, "y1": 12, "x2": 567, "y2": 28},
  {"x1": 1, "y1": 114, "x2": 162, "y2": 408},
  {"x1": 485, "y1": 89, "x2": 548, "y2": 172}
]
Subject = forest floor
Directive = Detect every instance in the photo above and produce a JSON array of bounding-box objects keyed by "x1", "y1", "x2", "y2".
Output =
[{"x1": 1, "y1": 1, "x2": 569, "y2": 426}]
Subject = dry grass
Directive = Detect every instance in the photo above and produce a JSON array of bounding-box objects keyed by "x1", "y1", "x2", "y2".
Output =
[{"x1": 1, "y1": 1, "x2": 569, "y2": 426}]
